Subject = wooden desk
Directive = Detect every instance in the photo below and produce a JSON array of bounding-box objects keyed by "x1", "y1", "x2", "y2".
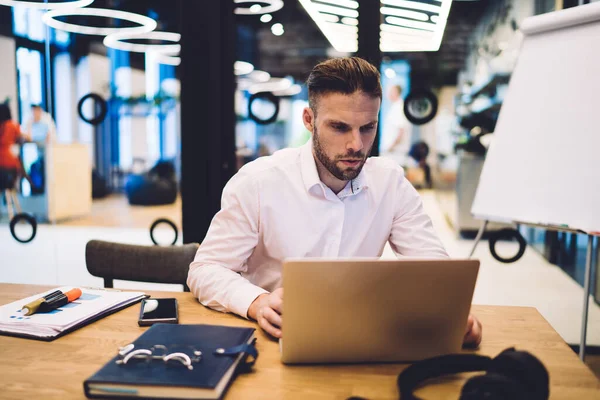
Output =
[{"x1": 0, "y1": 284, "x2": 598, "y2": 399}]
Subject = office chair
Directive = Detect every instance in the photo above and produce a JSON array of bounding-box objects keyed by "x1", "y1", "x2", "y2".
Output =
[{"x1": 85, "y1": 240, "x2": 199, "y2": 292}]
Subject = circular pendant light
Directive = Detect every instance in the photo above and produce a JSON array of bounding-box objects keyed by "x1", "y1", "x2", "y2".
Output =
[
  {"x1": 103, "y1": 31, "x2": 181, "y2": 54},
  {"x1": 148, "y1": 52, "x2": 181, "y2": 66},
  {"x1": 0, "y1": 0, "x2": 94, "y2": 9},
  {"x1": 42, "y1": 7, "x2": 157, "y2": 36},
  {"x1": 234, "y1": 0, "x2": 284, "y2": 15}
]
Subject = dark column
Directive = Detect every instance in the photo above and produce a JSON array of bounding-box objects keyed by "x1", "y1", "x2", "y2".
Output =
[
  {"x1": 180, "y1": 0, "x2": 236, "y2": 244},
  {"x1": 357, "y1": 0, "x2": 382, "y2": 157}
]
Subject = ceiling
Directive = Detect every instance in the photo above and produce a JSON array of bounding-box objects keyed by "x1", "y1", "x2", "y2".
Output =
[{"x1": 82, "y1": 0, "x2": 490, "y2": 85}]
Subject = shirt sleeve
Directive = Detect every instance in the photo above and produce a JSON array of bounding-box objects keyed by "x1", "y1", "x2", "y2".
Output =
[
  {"x1": 187, "y1": 172, "x2": 268, "y2": 319},
  {"x1": 389, "y1": 176, "x2": 449, "y2": 259}
]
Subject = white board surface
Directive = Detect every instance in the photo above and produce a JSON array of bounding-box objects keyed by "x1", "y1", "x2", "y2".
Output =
[{"x1": 471, "y1": 2, "x2": 600, "y2": 234}]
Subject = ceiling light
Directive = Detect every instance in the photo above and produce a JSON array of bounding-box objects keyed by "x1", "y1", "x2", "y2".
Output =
[
  {"x1": 322, "y1": 13, "x2": 339, "y2": 23},
  {"x1": 249, "y1": 77, "x2": 293, "y2": 94},
  {"x1": 385, "y1": 16, "x2": 435, "y2": 31},
  {"x1": 380, "y1": 6, "x2": 429, "y2": 22},
  {"x1": 235, "y1": 60, "x2": 254, "y2": 76},
  {"x1": 381, "y1": 0, "x2": 442, "y2": 13},
  {"x1": 341, "y1": 17, "x2": 358, "y2": 26},
  {"x1": 234, "y1": 0, "x2": 284, "y2": 15},
  {"x1": 298, "y1": 0, "x2": 358, "y2": 52},
  {"x1": 260, "y1": 13, "x2": 273, "y2": 22},
  {"x1": 315, "y1": 0, "x2": 358, "y2": 9},
  {"x1": 380, "y1": 0, "x2": 452, "y2": 52},
  {"x1": 273, "y1": 84, "x2": 302, "y2": 97},
  {"x1": 384, "y1": 68, "x2": 396, "y2": 78},
  {"x1": 103, "y1": 31, "x2": 180, "y2": 54},
  {"x1": 271, "y1": 22, "x2": 284, "y2": 36},
  {"x1": 42, "y1": 7, "x2": 157, "y2": 36},
  {"x1": 148, "y1": 52, "x2": 181, "y2": 66},
  {"x1": 0, "y1": 0, "x2": 94, "y2": 9},
  {"x1": 313, "y1": 3, "x2": 358, "y2": 18},
  {"x1": 248, "y1": 70, "x2": 271, "y2": 83}
]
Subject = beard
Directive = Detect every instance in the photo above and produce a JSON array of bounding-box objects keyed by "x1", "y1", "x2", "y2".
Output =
[{"x1": 312, "y1": 126, "x2": 369, "y2": 181}]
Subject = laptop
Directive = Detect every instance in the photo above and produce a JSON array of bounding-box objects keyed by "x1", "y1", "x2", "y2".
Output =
[{"x1": 280, "y1": 258, "x2": 480, "y2": 364}]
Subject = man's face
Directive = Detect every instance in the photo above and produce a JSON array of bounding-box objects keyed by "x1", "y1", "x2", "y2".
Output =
[
  {"x1": 387, "y1": 86, "x2": 400, "y2": 102},
  {"x1": 303, "y1": 91, "x2": 380, "y2": 181},
  {"x1": 32, "y1": 107, "x2": 42, "y2": 121}
]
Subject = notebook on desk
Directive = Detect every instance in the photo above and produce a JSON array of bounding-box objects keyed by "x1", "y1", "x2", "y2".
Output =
[
  {"x1": 84, "y1": 324, "x2": 257, "y2": 400},
  {"x1": 0, "y1": 287, "x2": 146, "y2": 341}
]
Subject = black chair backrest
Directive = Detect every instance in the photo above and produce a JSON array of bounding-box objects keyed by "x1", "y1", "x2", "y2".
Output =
[{"x1": 85, "y1": 240, "x2": 199, "y2": 291}]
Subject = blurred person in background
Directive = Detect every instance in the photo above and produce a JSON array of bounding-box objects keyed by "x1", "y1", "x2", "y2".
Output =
[
  {"x1": 381, "y1": 85, "x2": 411, "y2": 168},
  {"x1": 0, "y1": 103, "x2": 31, "y2": 191}
]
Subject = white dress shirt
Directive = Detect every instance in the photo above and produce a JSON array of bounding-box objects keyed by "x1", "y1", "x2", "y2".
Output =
[{"x1": 187, "y1": 139, "x2": 449, "y2": 318}]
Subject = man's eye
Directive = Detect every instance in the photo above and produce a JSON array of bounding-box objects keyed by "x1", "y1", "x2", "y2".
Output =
[
  {"x1": 333, "y1": 125, "x2": 347, "y2": 131},
  {"x1": 361, "y1": 125, "x2": 375, "y2": 132}
]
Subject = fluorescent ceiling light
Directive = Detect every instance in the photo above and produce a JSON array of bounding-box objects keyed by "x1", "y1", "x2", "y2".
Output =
[
  {"x1": 341, "y1": 17, "x2": 358, "y2": 26},
  {"x1": 103, "y1": 31, "x2": 180, "y2": 54},
  {"x1": 298, "y1": 0, "x2": 358, "y2": 52},
  {"x1": 0, "y1": 0, "x2": 94, "y2": 9},
  {"x1": 234, "y1": 0, "x2": 284, "y2": 15},
  {"x1": 322, "y1": 13, "x2": 339, "y2": 23},
  {"x1": 381, "y1": 0, "x2": 442, "y2": 13},
  {"x1": 271, "y1": 22, "x2": 284, "y2": 36},
  {"x1": 380, "y1": 0, "x2": 452, "y2": 52},
  {"x1": 313, "y1": 2, "x2": 358, "y2": 18},
  {"x1": 42, "y1": 7, "x2": 157, "y2": 36},
  {"x1": 380, "y1": 6, "x2": 429, "y2": 22},
  {"x1": 235, "y1": 61, "x2": 254, "y2": 76},
  {"x1": 315, "y1": 0, "x2": 358, "y2": 9},
  {"x1": 385, "y1": 16, "x2": 435, "y2": 31}
]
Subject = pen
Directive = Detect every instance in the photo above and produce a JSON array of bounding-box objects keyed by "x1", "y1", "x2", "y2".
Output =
[
  {"x1": 21, "y1": 290, "x2": 63, "y2": 316},
  {"x1": 36, "y1": 288, "x2": 82, "y2": 314}
]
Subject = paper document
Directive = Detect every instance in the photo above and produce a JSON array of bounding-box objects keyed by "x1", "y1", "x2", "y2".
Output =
[{"x1": 0, "y1": 287, "x2": 146, "y2": 339}]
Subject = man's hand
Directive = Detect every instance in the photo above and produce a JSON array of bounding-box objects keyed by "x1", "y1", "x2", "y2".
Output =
[
  {"x1": 247, "y1": 288, "x2": 283, "y2": 339},
  {"x1": 463, "y1": 313, "x2": 482, "y2": 347}
]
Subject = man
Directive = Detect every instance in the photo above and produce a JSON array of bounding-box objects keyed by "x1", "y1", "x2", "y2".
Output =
[
  {"x1": 381, "y1": 84, "x2": 411, "y2": 167},
  {"x1": 188, "y1": 57, "x2": 482, "y2": 347},
  {"x1": 25, "y1": 104, "x2": 56, "y2": 146}
]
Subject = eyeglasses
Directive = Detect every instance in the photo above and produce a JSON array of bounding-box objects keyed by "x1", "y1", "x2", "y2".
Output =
[{"x1": 115, "y1": 343, "x2": 203, "y2": 370}]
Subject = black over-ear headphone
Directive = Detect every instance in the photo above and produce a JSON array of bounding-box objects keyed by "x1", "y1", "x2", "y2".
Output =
[{"x1": 397, "y1": 347, "x2": 550, "y2": 400}]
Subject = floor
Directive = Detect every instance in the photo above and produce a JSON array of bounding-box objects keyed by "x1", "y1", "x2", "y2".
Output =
[{"x1": 1, "y1": 191, "x2": 599, "y2": 377}]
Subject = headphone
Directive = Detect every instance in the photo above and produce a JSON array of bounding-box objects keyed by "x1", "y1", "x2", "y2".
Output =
[{"x1": 397, "y1": 347, "x2": 549, "y2": 400}]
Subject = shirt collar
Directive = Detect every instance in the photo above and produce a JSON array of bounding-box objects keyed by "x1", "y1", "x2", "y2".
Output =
[{"x1": 300, "y1": 139, "x2": 369, "y2": 198}]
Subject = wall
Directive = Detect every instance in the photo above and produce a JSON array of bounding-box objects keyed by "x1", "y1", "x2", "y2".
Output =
[{"x1": 0, "y1": 35, "x2": 18, "y2": 119}]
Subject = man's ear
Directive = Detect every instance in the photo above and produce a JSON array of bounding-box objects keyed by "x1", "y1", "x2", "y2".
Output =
[{"x1": 302, "y1": 107, "x2": 314, "y2": 133}]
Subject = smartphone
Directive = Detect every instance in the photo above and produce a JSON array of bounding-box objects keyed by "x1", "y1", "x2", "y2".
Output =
[{"x1": 138, "y1": 298, "x2": 179, "y2": 326}]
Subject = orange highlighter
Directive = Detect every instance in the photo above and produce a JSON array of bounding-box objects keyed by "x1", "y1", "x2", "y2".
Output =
[{"x1": 36, "y1": 288, "x2": 82, "y2": 314}]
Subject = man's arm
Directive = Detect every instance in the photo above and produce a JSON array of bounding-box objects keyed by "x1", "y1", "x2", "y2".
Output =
[
  {"x1": 388, "y1": 176, "x2": 449, "y2": 259},
  {"x1": 187, "y1": 173, "x2": 268, "y2": 319}
]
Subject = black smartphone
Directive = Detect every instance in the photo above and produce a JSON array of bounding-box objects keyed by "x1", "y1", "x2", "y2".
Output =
[{"x1": 138, "y1": 298, "x2": 179, "y2": 326}]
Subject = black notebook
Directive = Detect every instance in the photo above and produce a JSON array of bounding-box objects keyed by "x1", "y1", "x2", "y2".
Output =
[{"x1": 84, "y1": 324, "x2": 257, "y2": 400}]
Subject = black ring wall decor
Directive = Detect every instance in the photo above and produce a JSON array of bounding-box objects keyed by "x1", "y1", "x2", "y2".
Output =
[
  {"x1": 403, "y1": 89, "x2": 438, "y2": 125},
  {"x1": 77, "y1": 93, "x2": 108, "y2": 126},
  {"x1": 488, "y1": 228, "x2": 527, "y2": 263},
  {"x1": 9, "y1": 213, "x2": 37, "y2": 244},
  {"x1": 248, "y1": 92, "x2": 280, "y2": 125},
  {"x1": 149, "y1": 218, "x2": 178, "y2": 246}
]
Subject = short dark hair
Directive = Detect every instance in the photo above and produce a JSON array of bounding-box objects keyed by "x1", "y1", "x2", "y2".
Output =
[
  {"x1": 31, "y1": 104, "x2": 42, "y2": 109},
  {"x1": 306, "y1": 57, "x2": 382, "y2": 113},
  {"x1": 393, "y1": 85, "x2": 403, "y2": 96},
  {"x1": 0, "y1": 103, "x2": 11, "y2": 124}
]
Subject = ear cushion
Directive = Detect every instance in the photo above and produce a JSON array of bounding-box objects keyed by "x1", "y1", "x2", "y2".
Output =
[
  {"x1": 460, "y1": 373, "x2": 526, "y2": 400},
  {"x1": 487, "y1": 349, "x2": 549, "y2": 400}
]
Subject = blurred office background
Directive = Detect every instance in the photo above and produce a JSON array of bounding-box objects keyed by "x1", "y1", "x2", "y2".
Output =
[{"x1": 0, "y1": 0, "x2": 598, "y2": 374}]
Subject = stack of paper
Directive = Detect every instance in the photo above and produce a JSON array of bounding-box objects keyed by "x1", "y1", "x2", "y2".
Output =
[{"x1": 0, "y1": 287, "x2": 146, "y2": 340}]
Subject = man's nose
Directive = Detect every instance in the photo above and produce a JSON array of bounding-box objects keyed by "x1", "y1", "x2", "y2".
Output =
[{"x1": 347, "y1": 130, "x2": 364, "y2": 153}]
